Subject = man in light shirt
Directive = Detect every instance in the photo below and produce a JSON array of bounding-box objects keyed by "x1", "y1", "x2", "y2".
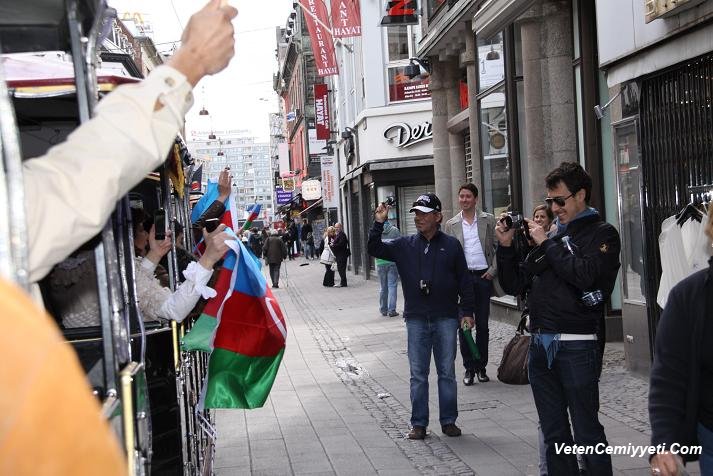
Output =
[
  {"x1": 444, "y1": 183, "x2": 499, "y2": 385},
  {"x1": 23, "y1": 0, "x2": 238, "y2": 282}
]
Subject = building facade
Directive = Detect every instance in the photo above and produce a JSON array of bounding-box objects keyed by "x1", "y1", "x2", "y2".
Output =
[{"x1": 186, "y1": 130, "x2": 273, "y2": 225}]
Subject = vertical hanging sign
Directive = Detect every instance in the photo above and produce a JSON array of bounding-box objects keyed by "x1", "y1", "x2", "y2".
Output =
[
  {"x1": 299, "y1": 0, "x2": 339, "y2": 77},
  {"x1": 330, "y1": 0, "x2": 361, "y2": 37},
  {"x1": 314, "y1": 84, "x2": 331, "y2": 141},
  {"x1": 380, "y1": 0, "x2": 419, "y2": 25}
]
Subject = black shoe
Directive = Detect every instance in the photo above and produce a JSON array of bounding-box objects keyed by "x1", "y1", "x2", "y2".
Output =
[
  {"x1": 463, "y1": 370, "x2": 475, "y2": 386},
  {"x1": 441, "y1": 423, "x2": 461, "y2": 437},
  {"x1": 388, "y1": 311, "x2": 399, "y2": 317},
  {"x1": 380, "y1": 311, "x2": 387, "y2": 316},
  {"x1": 476, "y1": 369, "x2": 490, "y2": 382},
  {"x1": 408, "y1": 426, "x2": 426, "y2": 440},
  {"x1": 272, "y1": 284, "x2": 279, "y2": 289}
]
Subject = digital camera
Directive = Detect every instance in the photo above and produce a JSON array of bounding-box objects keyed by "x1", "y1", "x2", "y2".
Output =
[
  {"x1": 419, "y1": 279, "x2": 432, "y2": 296},
  {"x1": 385, "y1": 195, "x2": 396, "y2": 207},
  {"x1": 502, "y1": 211, "x2": 524, "y2": 230}
]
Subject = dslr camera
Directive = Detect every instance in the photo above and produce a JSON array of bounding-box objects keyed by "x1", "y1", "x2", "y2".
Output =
[
  {"x1": 385, "y1": 196, "x2": 396, "y2": 207},
  {"x1": 502, "y1": 211, "x2": 524, "y2": 230},
  {"x1": 419, "y1": 279, "x2": 432, "y2": 296}
]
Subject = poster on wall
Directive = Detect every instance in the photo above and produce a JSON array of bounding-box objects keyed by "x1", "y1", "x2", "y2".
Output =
[
  {"x1": 330, "y1": 0, "x2": 361, "y2": 37},
  {"x1": 388, "y1": 66, "x2": 431, "y2": 102},
  {"x1": 320, "y1": 155, "x2": 339, "y2": 208}
]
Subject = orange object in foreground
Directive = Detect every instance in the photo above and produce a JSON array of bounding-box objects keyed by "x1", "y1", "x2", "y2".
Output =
[{"x1": 0, "y1": 279, "x2": 126, "y2": 475}]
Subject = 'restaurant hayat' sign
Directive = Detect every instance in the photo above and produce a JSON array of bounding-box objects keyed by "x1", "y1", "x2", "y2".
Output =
[
  {"x1": 314, "y1": 84, "x2": 330, "y2": 140},
  {"x1": 330, "y1": 0, "x2": 361, "y2": 37},
  {"x1": 299, "y1": 0, "x2": 339, "y2": 77}
]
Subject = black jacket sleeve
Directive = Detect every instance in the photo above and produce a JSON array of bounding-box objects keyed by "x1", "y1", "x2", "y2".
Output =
[
  {"x1": 496, "y1": 244, "x2": 531, "y2": 296},
  {"x1": 454, "y1": 240, "x2": 475, "y2": 316},
  {"x1": 367, "y1": 221, "x2": 397, "y2": 261},
  {"x1": 542, "y1": 225, "x2": 621, "y2": 292},
  {"x1": 649, "y1": 283, "x2": 692, "y2": 450},
  {"x1": 192, "y1": 200, "x2": 226, "y2": 231}
]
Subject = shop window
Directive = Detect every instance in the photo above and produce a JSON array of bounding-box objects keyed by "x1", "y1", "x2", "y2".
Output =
[
  {"x1": 477, "y1": 32, "x2": 504, "y2": 93},
  {"x1": 386, "y1": 24, "x2": 429, "y2": 103},
  {"x1": 478, "y1": 85, "x2": 510, "y2": 215}
]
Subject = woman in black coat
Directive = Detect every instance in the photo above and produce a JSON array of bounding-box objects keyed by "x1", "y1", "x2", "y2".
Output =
[
  {"x1": 649, "y1": 206, "x2": 713, "y2": 476},
  {"x1": 330, "y1": 222, "x2": 350, "y2": 287}
]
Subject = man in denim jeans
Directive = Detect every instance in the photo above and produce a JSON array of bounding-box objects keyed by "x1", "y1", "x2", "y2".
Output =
[
  {"x1": 376, "y1": 220, "x2": 401, "y2": 317},
  {"x1": 496, "y1": 162, "x2": 620, "y2": 475},
  {"x1": 368, "y1": 193, "x2": 475, "y2": 440}
]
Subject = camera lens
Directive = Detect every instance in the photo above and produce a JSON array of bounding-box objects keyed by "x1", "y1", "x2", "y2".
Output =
[{"x1": 503, "y1": 215, "x2": 513, "y2": 229}]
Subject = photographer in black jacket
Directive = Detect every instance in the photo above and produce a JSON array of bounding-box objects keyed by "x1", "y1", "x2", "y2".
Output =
[{"x1": 496, "y1": 162, "x2": 620, "y2": 475}]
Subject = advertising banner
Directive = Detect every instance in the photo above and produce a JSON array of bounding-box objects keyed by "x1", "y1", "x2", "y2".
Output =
[
  {"x1": 275, "y1": 187, "x2": 293, "y2": 205},
  {"x1": 314, "y1": 83, "x2": 330, "y2": 140},
  {"x1": 278, "y1": 142, "x2": 290, "y2": 176},
  {"x1": 308, "y1": 128, "x2": 327, "y2": 155},
  {"x1": 298, "y1": 0, "x2": 339, "y2": 77},
  {"x1": 320, "y1": 155, "x2": 339, "y2": 208},
  {"x1": 380, "y1": 0, "x2": 418, "y2": 25},
  {"x1": 330, "y1": 0, "x2": 361, "y2": 37}
]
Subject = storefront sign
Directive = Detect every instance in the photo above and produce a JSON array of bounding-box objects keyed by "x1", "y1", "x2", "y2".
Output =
[
  {"x1": 320, "y1": 156, "x2": 339, "y2": 208},
  {"x1": 308, "y1": 128, "x2": 327, "y2": 155},
  {"x1": 383, "y1": 121, "x2": 433, "y2": 148},
  {"x1": 302, "y1": 179, "x2": 322, "y2": 200},
  {"x1": 388, "y1": 66, "x2": 430, "y2": 102},
  {"x1": 275, "y1": 187, "x2": 293, "y2": 204},
  {"x1": 331, "y1": 0, "x2": 361, "y2": 37},
  {"x1": 299, "y1": 0, "x2": 339, "y2": 77},
  {"x1": 282, "y1": 177, "x2": 295, "y2": 192},
  {"x1": 314, "y1": 84, "x2": 330, "y2": 140},
  {"x1": 380, "y1": 0, "x2": 418, "y2": 25}
]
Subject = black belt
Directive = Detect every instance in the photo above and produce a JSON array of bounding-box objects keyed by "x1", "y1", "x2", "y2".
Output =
[{"x1": 468, "y1": 268, "x2": 488, "y2": 274}]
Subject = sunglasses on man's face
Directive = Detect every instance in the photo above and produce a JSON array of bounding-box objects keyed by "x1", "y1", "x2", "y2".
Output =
[{"x1": 545, "y1": 193, "x2": 575, "y2": 207}]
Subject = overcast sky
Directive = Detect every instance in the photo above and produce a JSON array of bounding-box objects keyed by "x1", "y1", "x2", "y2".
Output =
[{"x1": 109, "y1": 0, "x2": 293, "y2": 142}]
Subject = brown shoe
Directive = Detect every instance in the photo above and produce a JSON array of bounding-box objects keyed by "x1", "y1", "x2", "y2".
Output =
[
  {"x1": 441, "y1": 423, "x2": 461, "y2": 437},
  {"x1": 407, "y1": 426, "x2": 426, "y2": 440}
]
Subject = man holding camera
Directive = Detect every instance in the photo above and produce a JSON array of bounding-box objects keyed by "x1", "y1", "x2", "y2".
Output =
[
  {"x1": 496, "y1": 162, "x2": 620, "y2": 475},
  {"x1": 368, "y1": 193, "x2": 475, "y2": 440},
  {"x1": 444, "y1": 183, "x2": 501, "y2": 385}
]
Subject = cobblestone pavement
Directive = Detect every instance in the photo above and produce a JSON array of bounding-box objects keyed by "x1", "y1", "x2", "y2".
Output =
[{"x1": 213, "y1": 261, "x2": 700, "y2": 475}]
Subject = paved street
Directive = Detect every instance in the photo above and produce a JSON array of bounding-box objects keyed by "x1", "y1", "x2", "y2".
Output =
[{"x1": 213, "y1": 260, "x2": 699, "y2": 475}]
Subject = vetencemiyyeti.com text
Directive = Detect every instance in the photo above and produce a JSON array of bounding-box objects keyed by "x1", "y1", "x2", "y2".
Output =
[{"x1": 554, "y1": 443, "x2": 702, "y2": 459}]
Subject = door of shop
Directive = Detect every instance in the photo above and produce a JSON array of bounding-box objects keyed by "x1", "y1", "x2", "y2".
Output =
[{"x1": 639, "y1": 52, "x2": 713, "y2": 359}]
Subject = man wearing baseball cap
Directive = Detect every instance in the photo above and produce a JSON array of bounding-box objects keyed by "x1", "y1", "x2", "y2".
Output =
[{"x1": 368, "y1": 192, "x2": 475, "y2": 440}]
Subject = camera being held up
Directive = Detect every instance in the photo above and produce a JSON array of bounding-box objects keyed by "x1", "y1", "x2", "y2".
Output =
[
  {"x1": 501, "y1": 211, "x2": 531, "y2": 241},
  {"x1": 385, "y1": 195, "x2": 397, "y2": 207}
]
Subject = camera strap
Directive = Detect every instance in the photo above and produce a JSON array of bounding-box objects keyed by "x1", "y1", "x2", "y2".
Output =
[{"x1": 418, "y1": 235, "x2": 438, "y2": 283}]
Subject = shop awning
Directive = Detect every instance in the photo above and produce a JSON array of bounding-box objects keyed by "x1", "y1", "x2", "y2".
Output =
[
  {"x1": 340, "y1": 156, "x2": 433, "y2": 184},
  {"x1": 299, "y1": 198, "x2": 323, "y2": 216}
]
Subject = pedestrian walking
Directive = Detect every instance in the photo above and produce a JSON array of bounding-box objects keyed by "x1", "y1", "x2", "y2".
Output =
[
  {"x1": 300, "y1": 218, "x2": 314, "y2": 260},
  {"x1": 496, "y1": 162, "x2": 621, "y2": 475},
  {"x1": 368, "y1": 193, "x2": 475, "y2": 440},
  {"x1": 444, "y1": 183, "x2": 501, "y2": 385},
  {"x1": 263, "y1": 229, "x2": 288, "y2": 288},
  {"x1": 248, "y1": 226, "x2": 263, "y2": 261},
  {"x1": 331, "y1": 223, "x2": 350, "y2": 287},
  {"x1": 376, "y1": 220, "x2": 400, "y2": 317}
]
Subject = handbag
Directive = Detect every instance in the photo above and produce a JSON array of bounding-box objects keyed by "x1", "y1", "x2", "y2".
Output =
[
  {"x1": 330, "y1": 262, "x2": 337, "y2": 272},
  {"x1": 497, "y1": 313, "x2": 530, "y2": 385},
  {"x1": 320, "y1": 247, "x2": 335, "y2": 265}
]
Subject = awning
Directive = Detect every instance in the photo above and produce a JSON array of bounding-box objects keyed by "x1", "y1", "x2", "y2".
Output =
[{"x1": 299, "y1": 198, "x2": 323, "y2": 216}]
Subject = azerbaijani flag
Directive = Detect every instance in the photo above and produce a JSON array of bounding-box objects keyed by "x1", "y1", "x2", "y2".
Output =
[
  {"x1": 241, "y1": 203, "x2": 261, "y2": 232},
  {"x1": 183, "y1": 192, "x2": 286, "y2": 409}
]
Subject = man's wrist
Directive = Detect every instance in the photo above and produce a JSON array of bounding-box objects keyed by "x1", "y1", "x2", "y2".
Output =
[
  {"x1": 167, "y1": 47, "x2": 205, "y2": 87},
  {"x1": 145, "y1": 251, "x2": 162, "y2": 265},
  {"x1": 198, "y1": 254, "x2": 217, "y2": 270}
]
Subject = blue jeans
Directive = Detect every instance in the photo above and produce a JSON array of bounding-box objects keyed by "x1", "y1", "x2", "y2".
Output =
[
  {"x1": 528, "y1": 335, "x2": 612, "y2": 476},
  {"x1": 699, "y1": 422, "x2": 713, "y2": 475},
  {"x1": 458, "y1": 273, "x2": 492, "y2": 372},
  {"x1": 406, "y1": 317, "x2": 459, "y2": 428},
  {"x1": 377, "y1": 263, "x2": 398, "y2": 314}
]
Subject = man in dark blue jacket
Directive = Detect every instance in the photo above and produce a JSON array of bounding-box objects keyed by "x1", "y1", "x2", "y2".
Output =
[{"x1": 368, "y1": 193, "x2": 475, "y2": 440}]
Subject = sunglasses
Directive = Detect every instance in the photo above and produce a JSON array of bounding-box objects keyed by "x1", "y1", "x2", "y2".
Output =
[{"x1": 545, "y1": 193, "x2": 574, "y2": 207}]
